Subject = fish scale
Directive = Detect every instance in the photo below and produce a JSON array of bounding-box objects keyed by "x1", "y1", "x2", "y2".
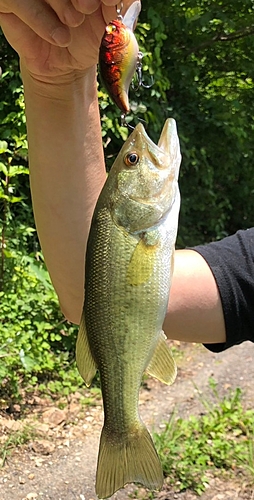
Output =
[
  {"x1": 76, "y1": 119, "x2": 181, "y2": 498},
  {"x1": 86, "y1": 219, "x2": 147, "y2": 426}
]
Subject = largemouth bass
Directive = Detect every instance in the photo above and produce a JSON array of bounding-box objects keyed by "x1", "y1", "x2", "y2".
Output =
[{"x1": 76, "y1": 118, "x2": 181, "y2": 498}]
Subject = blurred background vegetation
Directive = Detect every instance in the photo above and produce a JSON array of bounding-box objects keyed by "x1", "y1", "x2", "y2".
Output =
[{"x1": 1, "y1": 0, "x2": 254, "y2": 404}]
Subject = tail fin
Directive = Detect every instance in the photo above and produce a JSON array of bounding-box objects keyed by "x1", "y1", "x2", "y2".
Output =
[{"x1": 95, "y1": 423, "x2": 164, "y2": 499}]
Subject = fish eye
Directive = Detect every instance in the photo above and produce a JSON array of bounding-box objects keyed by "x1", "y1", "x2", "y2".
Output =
[{"x1": 124, "y1": 152, "x2": 139, "y2": 167}]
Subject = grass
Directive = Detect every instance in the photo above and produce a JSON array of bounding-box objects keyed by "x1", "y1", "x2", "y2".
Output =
[
  {"x1": 1, "y1": 379, "x2": 254, "y2": 498},
  {"x1": 154, "y1": 382, "x2": 254, "y2": 495},
  {"x1": 1, "y1": 425, "x2": 36, "y2": 467}
]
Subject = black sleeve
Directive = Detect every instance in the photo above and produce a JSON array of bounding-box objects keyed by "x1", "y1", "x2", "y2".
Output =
[{"x1": 192, "y1": 228, "x2": 254, "y2": 352}]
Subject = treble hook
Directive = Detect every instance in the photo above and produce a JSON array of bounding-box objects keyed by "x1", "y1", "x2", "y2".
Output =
[
  {"x1": 121, "y1": 113, "x2": 148, "y2": 131},
  {"x1": 132, "y1": 52, "x2": 154, "y2": 91},
  {"x1": 121, "y1": 113, "x2": 135, "y2": 130}
]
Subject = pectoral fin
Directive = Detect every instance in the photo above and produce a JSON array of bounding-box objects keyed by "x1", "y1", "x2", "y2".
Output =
[
  {"x1": 76, "y1": 312, "x2": 97, "y2": 387},
  {"x1": 127, "y1": 237, "x2": 159, "y2": 286},
  {"x1": 146, "y1": 331, "x2": 177, "y2": 385}
]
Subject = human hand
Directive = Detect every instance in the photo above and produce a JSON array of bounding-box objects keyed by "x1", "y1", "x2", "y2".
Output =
[{"x1": 0, "y1": 0, "x2": 137, "y2": 81}]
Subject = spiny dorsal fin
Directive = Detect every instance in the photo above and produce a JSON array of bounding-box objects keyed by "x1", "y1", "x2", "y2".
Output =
[
  {"x1": 76, "y1": 312, "x2": 97, "y2": 387},
  {"x1": 146, "y1": 331, "x2": 177, "y2": 385}
]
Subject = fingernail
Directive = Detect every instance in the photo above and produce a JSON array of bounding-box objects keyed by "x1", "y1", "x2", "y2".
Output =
[
  {"x1": 64, "y1": 7, "x2": 85, "y2": 27},
  {"x1": 51, "y1": 27, "x2": 71, "y2": 46},
  {"x1": 75, "y1": 0, "x2": 100, "y2": 14}
]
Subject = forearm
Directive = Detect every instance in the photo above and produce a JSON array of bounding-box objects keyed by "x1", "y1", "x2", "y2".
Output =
[
  {"x1": 21, "y1": 65, "x2": 106, "y2": 324},
  {"x1": 164, "y1": 249, "x2": 226, "y2": 344}
]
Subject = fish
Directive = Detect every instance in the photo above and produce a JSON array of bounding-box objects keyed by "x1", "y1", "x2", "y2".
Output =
[
  {"x1": 76, "y1": 118, "x2": 181, "y2": 499},
  {"x1": 99, "y1": 2, "x2": 141, "y2": 114}
]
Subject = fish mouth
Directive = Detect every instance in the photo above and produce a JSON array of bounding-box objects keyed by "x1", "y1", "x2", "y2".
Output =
[
  {"x1": 130, "y1": 119, "x2": 181, "y2": 174},
  {"x1": 125, "y1": 118, "x2": 181, "y2": 202}
]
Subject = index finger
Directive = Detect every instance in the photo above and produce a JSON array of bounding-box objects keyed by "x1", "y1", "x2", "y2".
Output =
[{"x1": 0, "y1": 0, "x2": 71, "y2": 46}]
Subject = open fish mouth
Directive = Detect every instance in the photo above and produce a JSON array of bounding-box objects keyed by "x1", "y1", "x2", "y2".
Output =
[
  {"x1": 119, "y1": 119, "x2": 180, "y2": 208},
  {"x1": 126, "y1": 119, "x2": 181, "y2": 173}
]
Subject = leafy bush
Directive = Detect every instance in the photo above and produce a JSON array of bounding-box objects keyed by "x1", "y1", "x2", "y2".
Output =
[
  {"x1": 0, "y1": 248, "x2": 81, "y2": 403},
  {"x1": 154, "y1": 386, "x2": 254, "y2": 494}
]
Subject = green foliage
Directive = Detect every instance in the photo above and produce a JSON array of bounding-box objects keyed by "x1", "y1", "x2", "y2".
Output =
[
  {"x1": 1, "y1": 0, "x2": 254, "y2": 400},
  {"x1": 154, "y1": 386, "x2": 254, "y2": 494},
  {"x1": 0, "y1": 37, "x2": 32, "y2": 290},
  {"x1": 1, "y1": 424, "x2": 36, "y2": 467},
  {"x1": 0, "y1": 248, "x2": 82, "y2": 403},
  {"x1": 0, "y1": 34, "x2": 83, "y2": 402},
  {"x1": 100, "y1": 0, "x2": 254, "y2": 245}
]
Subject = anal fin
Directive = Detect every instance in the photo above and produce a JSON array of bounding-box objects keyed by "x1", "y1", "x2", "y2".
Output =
[
  {"x1": 146, "y1": 331, "x2": 177, "y2": 385},
  {"x1": 76, "y1": 312, "x2": 97, "y2": 387}
]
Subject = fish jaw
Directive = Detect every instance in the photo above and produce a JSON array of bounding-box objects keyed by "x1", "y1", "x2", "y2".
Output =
[
  {"x1": 99, "y1": 20, "x2": 139, "y2": 113},
  {"x1": 158, "y1": 118, "x2": 182, "y2": 179},
  {"x1": 104, "y1": 119, "x2": 181, "y2": 233}
]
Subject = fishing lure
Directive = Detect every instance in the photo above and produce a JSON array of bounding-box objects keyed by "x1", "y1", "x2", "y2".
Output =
[{"x1": 99, "y1": 1, "x2": 141, "y2": 115}]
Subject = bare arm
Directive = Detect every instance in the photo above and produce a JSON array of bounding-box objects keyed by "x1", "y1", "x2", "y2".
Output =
[
  {"x1": 164, "y1": 249, "x2": 226, "y2": 345},
  {"x1": 21, "y1": 66, "x2": 106, "y2": 323},
  {"x1": 0, "y1": 0, "x2": 135, "y2": 324}
]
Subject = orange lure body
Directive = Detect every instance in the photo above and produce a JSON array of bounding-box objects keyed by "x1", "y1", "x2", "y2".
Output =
[{"x1": 99, "y1": 19, "x2": 139, "y2": 114}]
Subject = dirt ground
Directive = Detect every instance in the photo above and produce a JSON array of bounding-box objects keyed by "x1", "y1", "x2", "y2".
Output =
[{"x1": 0, "y1": 341, "x2": 254, "y2": 500}]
